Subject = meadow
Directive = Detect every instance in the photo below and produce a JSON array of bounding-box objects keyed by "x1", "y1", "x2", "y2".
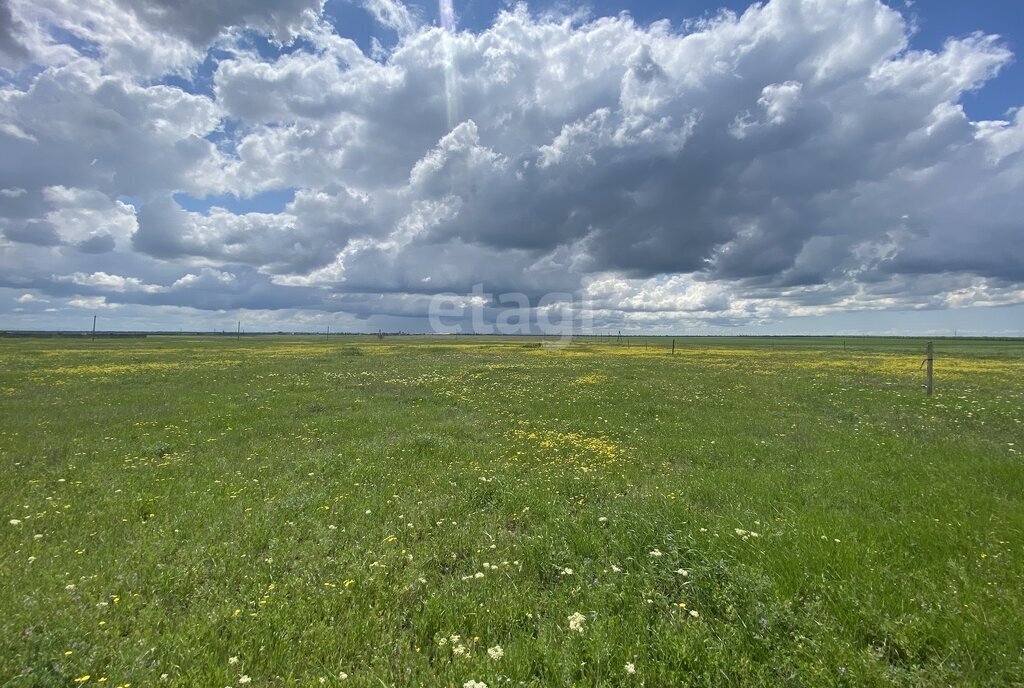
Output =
[{"x1": 1, "y1": 334, "x2": 1022, "y2": 687}]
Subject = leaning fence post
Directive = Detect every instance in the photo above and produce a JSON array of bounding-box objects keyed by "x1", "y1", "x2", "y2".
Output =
[
  {"x1": 925, "y1": 341, "x2": 933, "y2": 396},
  {"x1": 671, "y1": 339, "x2": 675, "y2": 356}
]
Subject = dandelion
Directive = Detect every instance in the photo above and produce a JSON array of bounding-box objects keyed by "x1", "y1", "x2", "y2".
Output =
[
  {"x1": 625, "y1": 662, "x2": 636, "y2": 674},
  {"x1": 487, "y1": 645, "x2": 504, "y2": 660},
  {"x1": 568, "y1": 611, "x2": 587, "y2": 633}
]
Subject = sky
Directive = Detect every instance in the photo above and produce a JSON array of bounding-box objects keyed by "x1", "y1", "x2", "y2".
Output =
[{"x1": 0, "y1": 0, "x2": 1023, "y2": 336}]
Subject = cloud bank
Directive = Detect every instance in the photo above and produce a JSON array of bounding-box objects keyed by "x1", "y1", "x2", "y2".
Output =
[{"x1": 1, "y1": 0, "x2": 1023, "y2": 332}]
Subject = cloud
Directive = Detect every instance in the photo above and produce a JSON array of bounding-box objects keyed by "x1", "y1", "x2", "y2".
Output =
[
  {"x1": 116, "y1": 0, "x2": 325, "y2": 46},
  {"x1": 0, "y1": 62, "x2": 222, "y2": 208},
  {"x1": 68, "y1": 295, "x2": 118, "y2": 309},
  {"x1": 0, "y1": 0, "x2": 29, "y2": 66},
  {"x1": 5, "y1": 0, "x2": 327, "y2": 75},
  {"x1": 361, "y1": 0, "x2": 418, "y2": 37},
  {"x1": 1, "y1": 0, "x2": 1023, "y2": 331}
]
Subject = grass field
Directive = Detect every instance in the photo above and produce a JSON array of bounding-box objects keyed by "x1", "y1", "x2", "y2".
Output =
[{"x1": 1, "y1": 335, "x2": 1022, "y2": 687}]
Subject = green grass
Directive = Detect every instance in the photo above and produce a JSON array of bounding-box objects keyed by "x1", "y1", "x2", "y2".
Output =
[{"x1": 1, "y1": 335, "x2": 1022, "y2": 687}]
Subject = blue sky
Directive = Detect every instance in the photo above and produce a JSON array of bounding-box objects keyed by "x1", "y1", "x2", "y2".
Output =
[{"x1": 1, "y1": 0, "x2": 1023, "y2": 334}]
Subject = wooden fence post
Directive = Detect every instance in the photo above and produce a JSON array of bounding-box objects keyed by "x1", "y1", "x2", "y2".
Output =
[
  {"x1": 925, "y1": 341, "x2": 933, "y2": 396},
  {"x1": 671, "y1": 339, "x2": 675, "y2": 356}
]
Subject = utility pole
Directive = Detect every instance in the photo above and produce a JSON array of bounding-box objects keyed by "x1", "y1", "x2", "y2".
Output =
[
  {"x1": 91, "y1": 314, "x2": 97, "y2": 341},
  {"x1": 237, "y1": 321, "x2": 241, "y2": 341}
]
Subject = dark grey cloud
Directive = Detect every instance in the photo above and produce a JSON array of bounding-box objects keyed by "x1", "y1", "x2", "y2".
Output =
[
  {"x1": 116, "y1": 0, "x2": 324, "y2": 46},
  {"x1": 2, "y1": 219, "x2": 61, "y2": 246},
  {"x1": 0, "y1": 0, "x2": 29, "y2": 63},
  {"x1": 76, "y1": 233, "x2": 117, "y2": 253}
]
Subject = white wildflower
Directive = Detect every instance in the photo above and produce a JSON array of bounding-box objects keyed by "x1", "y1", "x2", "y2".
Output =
[
  {"x1": 568, "y1": 611, "x2": 587, "y2": 633},
  {"x1": 487, "y1": 645, "x2": 504, "y2": 660},
  {"x1": 649, "y1": 549, "x2": 663, "y2": 558},
  {"x1": 625, "y1": 662, "x2": 636, "y2": 675}
]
